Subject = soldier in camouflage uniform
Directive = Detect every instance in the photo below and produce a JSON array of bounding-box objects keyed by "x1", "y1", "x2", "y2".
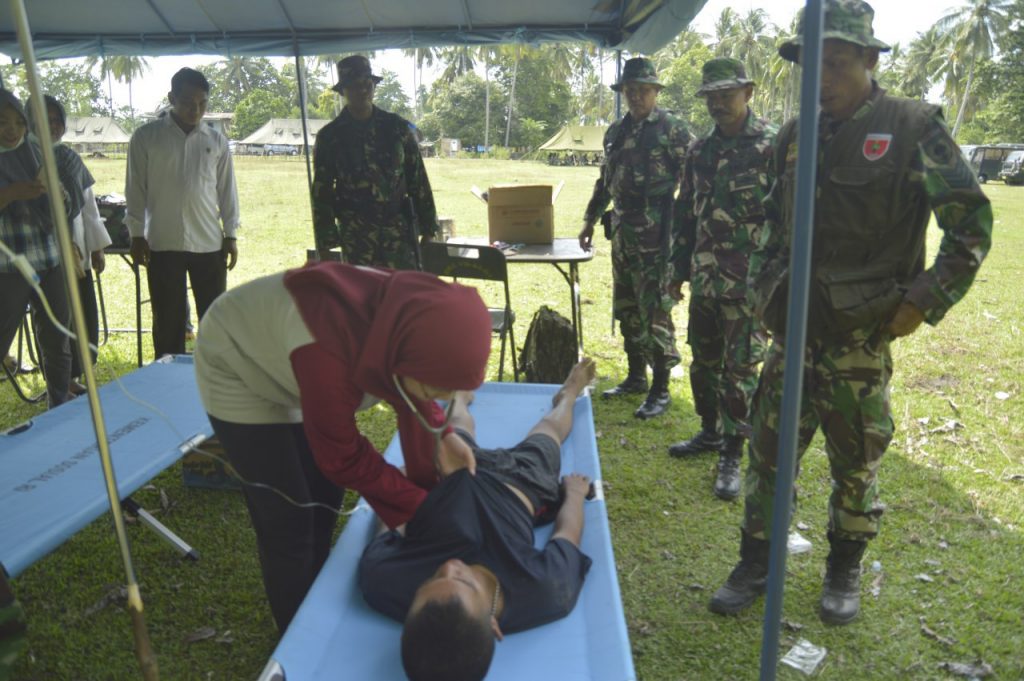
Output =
[
  {"x1": 580, "y1": 57, "x2": 691, "y2": 419},
  {"x1": 668, "y1": 58, "x2": 776, "y2": 501},
  {"x1": 0, "y1": 571, "x2": 26, "y2": 681},
  {"x1": 709, "y1": 0, "x2": 993, "y2": 625},
  {"x1": 312, "y1": 56, "x2": 438, "y2": 269}
]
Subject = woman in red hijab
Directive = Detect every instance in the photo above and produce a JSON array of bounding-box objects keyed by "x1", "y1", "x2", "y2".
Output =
[{"x1": 194, "y1": 262, "x2": 492, "y2": 633}]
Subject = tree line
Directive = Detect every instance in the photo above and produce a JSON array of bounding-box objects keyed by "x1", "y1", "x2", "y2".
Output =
[{"x1": 0, "y1": 0, "x2": 1017, "y2": 148}]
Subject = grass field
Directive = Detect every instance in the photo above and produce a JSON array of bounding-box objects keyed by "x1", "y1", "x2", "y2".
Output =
[{"x1": 3, "y1": 156, "x2": 1022, "y2": 680}]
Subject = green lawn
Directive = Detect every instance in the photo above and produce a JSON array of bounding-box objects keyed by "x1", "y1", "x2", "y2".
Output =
[{"x1": 4, "y1": 157, "x2": 1022, "y2": 680}]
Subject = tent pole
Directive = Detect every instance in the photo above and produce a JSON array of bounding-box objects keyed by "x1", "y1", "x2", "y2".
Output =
[
  {"x1": 614, "y1": 50, "x2": 622, "y2": 120},
  {"x1": 8, "y1": 0, "x2": 160, "y2": 679},
  {"x1": 294, "y1": 49, "x2": 317, "y2": 254},
  {"x1": 758, "y1": 1, "x2": 823, "y2": 679}
]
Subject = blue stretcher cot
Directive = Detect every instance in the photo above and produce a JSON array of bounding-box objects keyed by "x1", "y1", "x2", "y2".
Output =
[
  {"x1": 0, "y1": 355, "x2": 211, "y2": 578},
  {"x1": 259, "y1": 382, "x2": 635, "y2": 681}
]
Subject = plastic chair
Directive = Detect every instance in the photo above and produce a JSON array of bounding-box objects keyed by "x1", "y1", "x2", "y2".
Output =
[{"x1": 421, "y1": 242, "x2": 519, "y2": 381}]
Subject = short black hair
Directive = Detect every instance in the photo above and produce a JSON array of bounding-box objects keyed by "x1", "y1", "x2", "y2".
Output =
[
  {"x1": 401, "y1": 597, "x2": 495, "y2": 681},
  {"x1": 170, "y1": 67, "x2": 210, "y2": 95}
]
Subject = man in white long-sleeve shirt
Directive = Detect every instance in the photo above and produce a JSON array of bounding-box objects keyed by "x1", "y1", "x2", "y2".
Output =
[{"x1": 125, "y1": 67, "x2": 240, "y2": 358}]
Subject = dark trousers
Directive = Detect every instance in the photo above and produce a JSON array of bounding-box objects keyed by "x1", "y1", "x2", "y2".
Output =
[
  {"x1": 70, "y1": 271, "x2": 99, "y2": 378},
  {"x1": 0, "y1": 266, "x2": 71, "y2": 407},
  {"x1": 147, "y1": 250, "x2": 225, "y2": 357},
  {"x1": 207, "y1": 416, "x2": 344, "y2": 633}
]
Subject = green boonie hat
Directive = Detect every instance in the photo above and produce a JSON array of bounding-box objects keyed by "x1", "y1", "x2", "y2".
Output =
[
  {"x1": 610, "y1": 57, "x2": 663, "y2": 92},
  {"x1": 778, "y1": 0, "x2": 891, "y2": 63},
  {"x1": 331, "y1": 55, "x2": 383, "y2": 92},
  {"x1": 696, "y1": 57, "x2": 755, "y2": 96}
]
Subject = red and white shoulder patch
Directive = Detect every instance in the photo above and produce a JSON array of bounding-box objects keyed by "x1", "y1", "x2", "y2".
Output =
[{"x1": 863, "y1": 133, "x2": 893, "y2": 161}]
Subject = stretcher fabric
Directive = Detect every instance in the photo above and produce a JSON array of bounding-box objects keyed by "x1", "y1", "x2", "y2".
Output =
[
  {"x1": 0, "y1": 355, "x2": 211, "y2": 578},
  {"x1": 261, "y1": 382, "x2": 635, "y2": 681}
]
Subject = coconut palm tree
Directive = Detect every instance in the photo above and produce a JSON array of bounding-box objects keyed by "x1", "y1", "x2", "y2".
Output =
[
  {"x1": 933, "y1": 0, "x2": 1011, "y2": 137},
  {"x1": 401, "y1": 47, "x2": 437, "y2": 118},
  {"x1": 899, "y1": 27, "x2": 943, "y2": 100},
  {"x1": 108, "y1": 56, "x2": 149, "y2": 126},
  {"x1": 716, "y1": 9, "x2": 776, "y2": 89}
]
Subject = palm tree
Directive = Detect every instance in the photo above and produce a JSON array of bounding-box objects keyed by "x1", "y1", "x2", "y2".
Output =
[
  {"x1": 108, "y1": 56, "x2": 149, "y2": 126},
  {"x1": 437, "y1": 46, "x2": 476, "y2": 84},
  {"x1": 716, "y1": 9, "x2": 776, "y2": 89},
  {"x1": 899, "y1": 27, "x2": 943, "y2": 100},
  {"x1": 713, "y1": 7, "x2": 738, "y2": 53},
  {"x1": 933, "y1": 0, "x2": 1011, "y2": 137},
  {"x1": 401, "y1": 47, "x2": 437, "y2": 118},
  {"x1": 84, "y1": 55, "x2": 116, "y2": 115}
]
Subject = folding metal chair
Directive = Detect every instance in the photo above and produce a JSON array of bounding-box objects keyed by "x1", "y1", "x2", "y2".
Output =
[
  {"x1": 2, "y1": 308, "x2": 45, "y2": 404},
  {"x1": 421, "y1": 242, "x2": 519, "y2": 381}
]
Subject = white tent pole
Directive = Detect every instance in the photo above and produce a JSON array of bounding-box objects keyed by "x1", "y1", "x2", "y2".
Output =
[
  {"x1": 293, "y1": 49, "x2": 317, "y2": 253},
  {"x1": 8, "y1": 1, "x2": 160, "y2": 679}
]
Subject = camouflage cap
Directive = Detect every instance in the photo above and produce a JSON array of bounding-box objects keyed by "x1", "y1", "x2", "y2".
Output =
[
  {"x1": 778, "y1": 0, "x2": 891, "y2": 63},
  {"x1": 695, "y1": 57, "x2": 755, "y2": 96},
  {"x1": 610, "y1": 57, "x2": 664, "y2": 92},
  {"x1": 331, "y1": 55, "x2": 383, "y2": 92}
]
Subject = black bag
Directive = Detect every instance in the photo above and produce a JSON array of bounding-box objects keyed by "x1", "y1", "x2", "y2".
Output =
[{"x1": 518, "y1": 305, "x2": 577, "y2": 384}]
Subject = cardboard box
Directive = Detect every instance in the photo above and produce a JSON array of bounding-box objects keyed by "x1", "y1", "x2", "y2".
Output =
[{"x1": 472, "y1": 182, "x2": 563, "y2": 245}]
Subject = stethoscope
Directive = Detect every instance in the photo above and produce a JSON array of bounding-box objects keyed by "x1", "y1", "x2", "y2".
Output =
[{"x1": 392, "y1": 374, "x2": 455, "y2": 477}]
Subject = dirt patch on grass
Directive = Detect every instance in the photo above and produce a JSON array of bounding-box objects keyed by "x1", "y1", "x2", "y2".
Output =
[{"x1": 905, "y1": 373, "x2": 961, "y2": 393}]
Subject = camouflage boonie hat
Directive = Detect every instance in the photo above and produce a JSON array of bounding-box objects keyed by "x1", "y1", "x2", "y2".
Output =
[
  {"x1": 331, "y1": 55, "x2": 383, "y2": 92},
  {"x1": 778, "y1": 0, "x2": 891, "y2": 63},
  {"x1": 696, "y1": 57, "x2": 755, "y2": 96},
  {"x1": 610, "y1": 57, "x2": 664, "y2": 92}
]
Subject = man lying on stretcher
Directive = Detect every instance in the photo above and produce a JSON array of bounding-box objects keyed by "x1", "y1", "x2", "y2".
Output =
[{"x1": 358, "y1": 358, "x2": 597, "y2": 681}]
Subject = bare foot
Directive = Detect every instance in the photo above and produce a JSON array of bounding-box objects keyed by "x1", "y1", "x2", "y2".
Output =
[{"x1": 553, "y1": 357, "x2": 596, "y2": 407}]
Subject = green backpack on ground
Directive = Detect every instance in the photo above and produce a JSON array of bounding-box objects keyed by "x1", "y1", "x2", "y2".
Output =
[{"x1": 518, "y1": 305, "x2": 577, "y2": 384}]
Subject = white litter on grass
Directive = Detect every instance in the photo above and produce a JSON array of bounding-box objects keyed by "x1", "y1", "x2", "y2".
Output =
[
  {"x1": 788, "y1": 531, "x2": 813, "y2": 555},
  {"x1": 781, "y1": 639, "x2": 828, "y2": 675},
  {"x1": 994, "y1": 391, "x2": 1010, "y2": 401}
]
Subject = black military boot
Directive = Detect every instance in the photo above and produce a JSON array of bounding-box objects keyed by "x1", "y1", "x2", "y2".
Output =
[
  {"x1": 713, "y1": 436, "x2": 744, "y2": 500},
  {"x1": 709, "y1": 531, "x2": 770, "y2": 615},
  {"x1": 668, "y1": 416, "x2": 723, "y2": 457},
  {"x1": 602, "y1": 353, "x2": 648, "y2": 399},
  {"x1": 819, "y1": 532, "x2": 867, "y2": 625},
  {"x1": 634, "y1": 358, "x2": 671, "y2": 419}
]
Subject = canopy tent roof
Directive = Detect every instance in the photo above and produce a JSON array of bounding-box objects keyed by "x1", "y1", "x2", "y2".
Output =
[
  {"x1": 539, "y1": 124, "x2": 608, "y2": 152},
  {"x1": 0, "y1": 0, "x2": 708, "y2": 60},
  {"x1": 62, "y1": 116, "x2": 131, "y2": 144},
  {"x1": 240, "y1": 118, "x2": 331, "y2": 145}
]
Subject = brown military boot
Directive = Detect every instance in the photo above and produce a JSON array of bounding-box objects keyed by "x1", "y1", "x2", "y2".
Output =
[
  {"x1": 602, "y1": 353, "x2": 648, "y2": 398},
  {"x1": 709, "y1": 531, "x2": 770, "y2": 615},
  {"x1": 819, "y1": 532, "x2": 867, "y2": 625}
]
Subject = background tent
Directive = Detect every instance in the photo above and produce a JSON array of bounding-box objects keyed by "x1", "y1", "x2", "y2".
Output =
[
  {"x1": 240, "y1": 118, "x2": 331, "y2": 148},
  {"x1": 539, "y1": 125, "x2": 608, "y2": 153},
  {"x1": 0, "y1": 0, "x2": 708, "y2": 59},
  {"x1": 62, "y1": 116, "x2": 131, "y2": 146}
]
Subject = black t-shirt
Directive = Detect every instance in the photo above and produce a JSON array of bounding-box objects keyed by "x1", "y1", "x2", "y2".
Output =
[{"x1": 358, "y1": 469, "x2": 592, "y2": 634}]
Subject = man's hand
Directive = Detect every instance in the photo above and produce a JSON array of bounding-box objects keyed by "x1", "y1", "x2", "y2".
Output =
[
  {"x1": 437, "y1": 431, "x2": 476, "y2": 478},
  {"x1": 91, "y1": 250, "x2": 106, "y2": 274},
  {"x1": 578, "y1": 221, "x2": 595, "y2": 251},
  {"x1": 129, "y1": 236, "x2": 150, "y2": 267},
  {"x1": 668, "y1": 280, "x2": 685, "y2": 302},
  {"x1": 886, "y1": 301, "x2": 925, "y2": 338},
  {"x1": 222, "y1": 237, "x2": 238, "y2": 270},
  {"x1": 561, "y1": 473, "x2": 592, "y2": 500}
]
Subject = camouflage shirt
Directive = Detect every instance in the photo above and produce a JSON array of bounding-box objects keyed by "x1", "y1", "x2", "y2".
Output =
[
  {"x1": 584, "y1": 107, "x2": 691, "y2": 229},
  {"x1": 673, "y1": 110, "x2": 777, "y2": 299},
  {"x1": 312, "y1": 106, "x2": 438, "y2": 264},
  {"x1": 749, "y1": 84, "x2": 993, "y2": 338}
]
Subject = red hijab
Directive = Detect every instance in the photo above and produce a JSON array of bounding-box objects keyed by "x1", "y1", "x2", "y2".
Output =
[{"x1": 283, "y1": 262, "x2": 492, "y2": 405}]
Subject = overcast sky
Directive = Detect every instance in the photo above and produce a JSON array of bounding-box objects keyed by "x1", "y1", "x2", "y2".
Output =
[{"x1": 104, "y1": 0, "x2": 960, "y2": 116}]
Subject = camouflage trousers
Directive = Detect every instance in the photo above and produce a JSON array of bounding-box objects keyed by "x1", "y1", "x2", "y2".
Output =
[
  {"x1": 687, "y1": 295, "x2": 767, "y2": 438},
  {"x1": 0, "y1": 572, "x2": 26, "y2": 681},
  {"x1": 610, "y1": 226, "x2": 680, "y2": 368},
  {"x1": 339, "y1": 215, "x2": 420, "y2": 270},
  {"x1": 742, "y1": 326, "x2": 894, "y2": 542}
]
